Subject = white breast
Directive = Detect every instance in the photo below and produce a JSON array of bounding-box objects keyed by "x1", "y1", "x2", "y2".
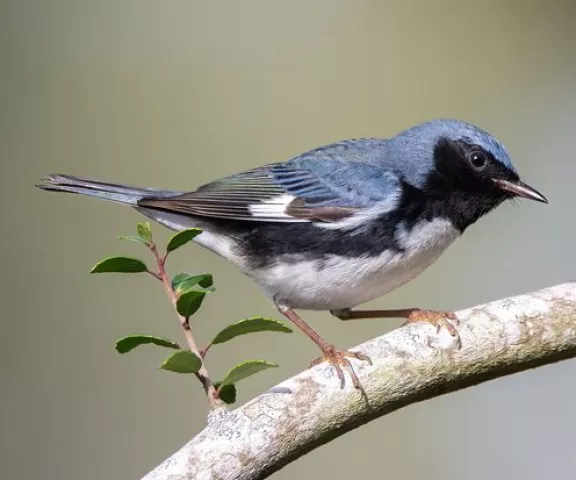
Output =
[{"x1": 251, "y1": 218, "x2": 460, "y2": 310}]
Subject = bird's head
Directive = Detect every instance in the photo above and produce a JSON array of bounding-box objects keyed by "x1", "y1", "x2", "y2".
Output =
[{"x1": 391, "y1": 119, "x2": 547, "y2": 230}]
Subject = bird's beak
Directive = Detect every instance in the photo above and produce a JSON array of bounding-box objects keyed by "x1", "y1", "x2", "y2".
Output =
[{"x1": 492, "y1": 178, "x2": 548, "y2": 203}]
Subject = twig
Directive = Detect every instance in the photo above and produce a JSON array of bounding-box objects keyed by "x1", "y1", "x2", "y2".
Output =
[
  {"x1": 140, "y1": 282, "x2": 576, "y2": 480},
  {"x1": 148, "y1": 243, "x2": 221, "y2": 409}
]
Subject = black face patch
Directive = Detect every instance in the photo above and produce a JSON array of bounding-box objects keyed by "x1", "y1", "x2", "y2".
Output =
[
  {"x1": 435, "y1": 138, "x2": 519, "y2": 188},
  {"x1": 422, "y1": 137, "x2": 520, "y2": 231}
]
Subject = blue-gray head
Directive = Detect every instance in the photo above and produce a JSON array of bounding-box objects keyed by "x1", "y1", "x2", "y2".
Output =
[
  {"x1": 390, "y1": 118, "x2": 546, "y2": 199},
  {"x1": 383, "y1": 118, "x2": 547, "y2": 230},
  {"x1": 429, "y1": 119, "x2": 514, "y2": 167},
  {"x1": 393, "y1": 118, "x2": 514, "y2": 170}
]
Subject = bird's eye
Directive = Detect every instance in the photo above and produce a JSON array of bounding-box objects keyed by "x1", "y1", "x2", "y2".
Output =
[{"x1": 467, "y1": 151, "x2": 487, "y2": 171}]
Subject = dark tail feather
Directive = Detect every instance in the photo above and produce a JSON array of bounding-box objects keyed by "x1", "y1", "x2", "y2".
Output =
[{"x1": 36, "y1": 174, "x2": 180, "y2": 205}]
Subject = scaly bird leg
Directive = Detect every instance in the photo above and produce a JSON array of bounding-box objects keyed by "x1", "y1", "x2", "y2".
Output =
[
  {"x1": 332, "y1": 308, "x2": 461, "y2": 348},
  {"x1": 275, "y1": 303, "x2": 372, "y2": 390}
]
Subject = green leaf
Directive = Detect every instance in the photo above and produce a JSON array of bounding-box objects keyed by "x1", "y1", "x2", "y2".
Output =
[
  {"x1": 172, "y1": 273, "x2": 213, "y2": 292},
  {"x1": 220, "y1": 360, "x2": 278, "y2": 387},
  {"x1": 211, "y1": 317, "x2": 292, "y2": 346},
  {"x1": 115, "y1": 335, "x2": 180, "y2": 354},
  {"x1": 159, "y1": 350, "x2": 202, "y2": 373},
  {"x1": 214, "y1": 382, "x2": 237, "y2": 405},
  {"x1": 166, "y1": 228, "x2": 202, "y2": 253},
  {"x1": 176, "y1": 290, "x2": 206, "y2": 317},
  {"x1": 136, "y1": 222, "x2": 152, "y2": 244},
  {"x1": 90, "y1": 256, "x2": 147, "y2": 273},
  {"x1": 118, "y1": 235, "x2": 148, "y2": 245}
]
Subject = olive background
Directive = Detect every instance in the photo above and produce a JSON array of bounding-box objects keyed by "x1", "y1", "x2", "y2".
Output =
[{"x1": 2, "y1": 1, "x2": 576, "y2": 479}]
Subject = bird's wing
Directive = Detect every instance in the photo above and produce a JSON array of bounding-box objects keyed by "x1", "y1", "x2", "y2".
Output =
[{"x1": 138, "y1": 140, "x2": 401, "y2": 223}]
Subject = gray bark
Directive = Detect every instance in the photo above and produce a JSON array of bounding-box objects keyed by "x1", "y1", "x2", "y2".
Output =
[{"x1": 141, "y1": 282, "x2": 576, "y2": 480}]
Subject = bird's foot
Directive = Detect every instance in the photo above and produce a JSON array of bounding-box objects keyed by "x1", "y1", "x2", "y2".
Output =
[
  {"x1": 310, "y1": 345, "x2": 372, "y2": 390},
  {"x1": 404, "y1": 309, "x2": 461, "y2": 348}
]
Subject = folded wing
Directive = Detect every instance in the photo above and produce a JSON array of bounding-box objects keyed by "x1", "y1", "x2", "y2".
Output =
[{"x1": 139, "y1": 141, "x2": 401, "y2": 224}]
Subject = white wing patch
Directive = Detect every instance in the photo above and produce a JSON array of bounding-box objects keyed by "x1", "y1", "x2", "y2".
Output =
[
  {"x1": 249, "y1": 191, "x2": 400, "y2": 227},
  {"x1": 248, "y1": 194, "x2": 302, "y2": 220}
]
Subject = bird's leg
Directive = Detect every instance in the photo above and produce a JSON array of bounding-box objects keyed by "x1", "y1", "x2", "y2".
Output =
[
  {"x1": 276, "y1": 303, "x2": 371, "y2": 389},
  {"x1": 332, "y1": 308, "x2": 461, "y2": 348}
]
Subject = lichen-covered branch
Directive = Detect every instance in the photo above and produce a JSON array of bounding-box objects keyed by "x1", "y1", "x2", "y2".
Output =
[{"x1": 141, "y1": 283, "x2": 576, "y2": 480}]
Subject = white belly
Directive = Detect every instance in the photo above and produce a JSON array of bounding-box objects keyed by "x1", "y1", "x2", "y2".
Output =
[{"x1": 251, "y1": 218, "x2": 460, "y2": 310}]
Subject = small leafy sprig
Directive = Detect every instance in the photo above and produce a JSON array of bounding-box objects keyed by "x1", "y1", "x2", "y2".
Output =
[{"x1": 90, "y1": 222, "x2": 292, "y2": 408}]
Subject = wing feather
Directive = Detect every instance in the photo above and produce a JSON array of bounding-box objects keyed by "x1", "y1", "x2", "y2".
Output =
[{"x1": 138, "y1": 142, "x2": 401, "y2": 223}]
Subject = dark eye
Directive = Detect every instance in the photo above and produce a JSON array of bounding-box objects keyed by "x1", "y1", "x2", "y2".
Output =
[{"x1": 467, "y1": 150, "x2": 487, "y2": 171}]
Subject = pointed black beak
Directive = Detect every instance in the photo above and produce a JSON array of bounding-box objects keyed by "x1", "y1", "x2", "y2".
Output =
[{"x1": 492, "y1": 178, "x2": 548, "y2": 203}]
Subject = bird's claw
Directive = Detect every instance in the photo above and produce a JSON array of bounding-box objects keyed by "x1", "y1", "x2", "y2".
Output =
[
  {"x1": 310, "y1": 346, "x2": 372, "y2": 390},
  {"x1": 404, "y1": 309, "x2": 461, "y2": 348}
]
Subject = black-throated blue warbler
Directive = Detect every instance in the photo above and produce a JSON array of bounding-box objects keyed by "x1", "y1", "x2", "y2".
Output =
[{"x1": 37, "y1": 119, "x2": 547, "y2": 389}]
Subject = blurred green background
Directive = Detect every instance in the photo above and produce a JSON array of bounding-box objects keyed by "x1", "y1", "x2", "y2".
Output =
[{"x1": 2, "y1": 1, "x2": 576, "y2": 479}]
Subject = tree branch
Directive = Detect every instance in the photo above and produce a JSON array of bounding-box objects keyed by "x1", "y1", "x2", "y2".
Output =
[{"x1": 141, "y1": 282, "x2": 576, "y2": 480}]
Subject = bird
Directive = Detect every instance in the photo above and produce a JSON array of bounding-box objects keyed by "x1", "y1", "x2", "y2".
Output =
[{"x1": 37, "y1": 118, "x2": 548, "y2": 389}]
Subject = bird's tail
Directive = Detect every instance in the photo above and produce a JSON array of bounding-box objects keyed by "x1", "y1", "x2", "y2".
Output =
[{"x1": 36, "y1": 174, "x2": 180, "y2": 205}]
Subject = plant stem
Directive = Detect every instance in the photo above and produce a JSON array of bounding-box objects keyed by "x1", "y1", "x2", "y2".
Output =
[
  {"x1": 149, "y1": 243, "x2": 221, "y2": 409},
  {"x1": 199, "y1": 342, "x2": 213, "y2": 359}
]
